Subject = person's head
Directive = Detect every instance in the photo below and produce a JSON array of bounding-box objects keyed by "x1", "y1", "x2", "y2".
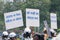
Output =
[
  {"x1": 50, "y1": 29, "x2": 56, "y2": 37},
  {"x1": 33, "y1": 34, "x2": 44, "y2": 40},
  {"x1": 9, "y1": 32, "x2": 16, "y2": 40},
  {"x1": 2, "y1": 31, "x2": 8, "y2": 38},
  {"x1": 23, "y1": 27, "x2": 31, "y2": 38},
  {"x1": 24, "y1": 27, "x2": 31, "y2": 33},
  {"x1": 43, "y1": 27, "x2": 47, "y2": 34}
]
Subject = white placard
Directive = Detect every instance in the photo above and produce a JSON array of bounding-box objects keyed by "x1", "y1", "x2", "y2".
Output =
[
  {"x1": 4, "y1": 10, "x2": 23, "y2": 30},
  {"x1": 50, "y1": 13, "x2": 57, "y2": 29},
  {"x1": 26, "y1": 8, "x2": 40, "y2": 27}
]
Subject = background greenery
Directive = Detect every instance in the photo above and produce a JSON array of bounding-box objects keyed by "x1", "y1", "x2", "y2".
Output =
[{"x1": 0, "y1": 0, "x2": 60, "y2": 32}]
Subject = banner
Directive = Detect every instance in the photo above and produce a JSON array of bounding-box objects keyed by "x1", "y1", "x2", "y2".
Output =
[
  {"x1": 4, "y1": 10, "x2": 23, "y2": 30},
  {"x1": 44, "y1": 20, "x2": 51, "y2": 37},
  {"x1": 50, "y1": 13, "x2": 57, "y2": 29},
  {"x1": 26, "y1": 8, "x2": 40, "y2": 27}
]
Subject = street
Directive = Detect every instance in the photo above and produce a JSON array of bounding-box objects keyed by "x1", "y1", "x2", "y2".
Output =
[{"x1": 0, "y1": 36, "x2": 2, "y2": 40}]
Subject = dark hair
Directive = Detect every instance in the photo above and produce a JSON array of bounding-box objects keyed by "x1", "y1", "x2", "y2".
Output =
[
  {"x1": 51, "y1": 32, "x2": 55, "y2": 37},
  {"x1": 2, "y1": 35, "x2": 8, "y2": 39},
  {"x1": 23, "y1": 32, "x2": 31, "y2": 38},
  {"x1": 44, "y1": 30, "x2": 47, "y2": 34},
  {"x1": 33, "y1": 34, "x2": 44, "y2": 40}
]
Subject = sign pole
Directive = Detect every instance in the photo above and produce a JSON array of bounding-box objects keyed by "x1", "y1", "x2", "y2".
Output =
[
  {"x1": 38, "y1": 27, "x2": 39, "y2": 33},
  {"x1": 44, "y1": 20, "x2": 51, "y2": 37}
]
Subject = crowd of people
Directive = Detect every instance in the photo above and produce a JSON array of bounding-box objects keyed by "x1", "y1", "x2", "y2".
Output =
[
  {"x1": 2, "y1": 31, "x2": 17, "y2": 40},
  {"x1": 1, "y1": 27, "x2": 60, "y2": 40}
]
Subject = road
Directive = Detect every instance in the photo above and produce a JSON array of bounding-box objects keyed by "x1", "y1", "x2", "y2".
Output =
[{"x1": 0, "y1": 36, "x2": 2, "y2": 40}]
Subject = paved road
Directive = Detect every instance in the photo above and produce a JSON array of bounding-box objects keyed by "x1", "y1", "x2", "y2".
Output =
[{"x1": 0, "y1": 36, "x2": 2, "y2": 40}]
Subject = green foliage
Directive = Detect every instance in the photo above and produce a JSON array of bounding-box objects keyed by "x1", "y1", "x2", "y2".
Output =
[{"x1": 0, "y1": 0, "x2": 60, "y2": 32}]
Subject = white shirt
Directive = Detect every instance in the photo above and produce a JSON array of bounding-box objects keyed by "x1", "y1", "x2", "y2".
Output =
[
  {"x1": 52, "y1": 37, "x2": 57, "y2": 40},
  {"x1": 25, "y1": 38, "x2": 33, "y2": 40},
  {"x1": 56, "y1": 33, "x2": 60, "y2": 40}
]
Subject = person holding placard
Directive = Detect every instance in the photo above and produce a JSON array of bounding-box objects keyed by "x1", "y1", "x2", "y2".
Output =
[{"x1": 23, "y1": 27, "x2": 33, "y2": 40}]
